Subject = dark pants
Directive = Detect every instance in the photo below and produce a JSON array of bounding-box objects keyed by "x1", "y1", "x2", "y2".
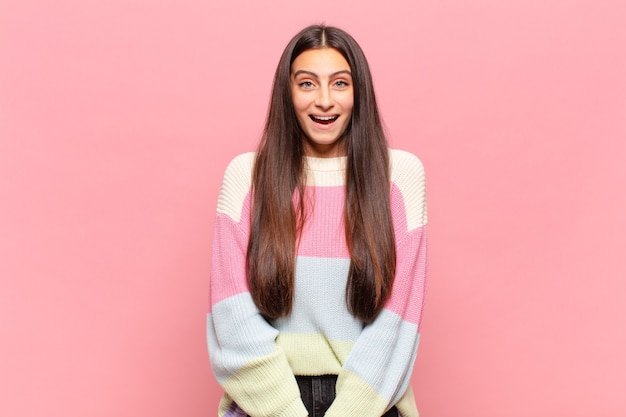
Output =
[{"x1": 277, "y1": 375, "x2": 399, "y2": 417}]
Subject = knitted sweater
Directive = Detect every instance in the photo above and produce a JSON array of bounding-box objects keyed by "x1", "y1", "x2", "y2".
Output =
[{"x1": 207, "y1": 149, "x2": 427, "y2": 417}]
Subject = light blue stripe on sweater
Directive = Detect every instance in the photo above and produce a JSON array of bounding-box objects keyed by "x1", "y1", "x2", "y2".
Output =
[
  {"x1": 207, "y1": 292, "x2": 279, "y2": 384},
  {"x1": 343, "y1": 309, "x2": 420, "y2": 403},
  {"x1": 272, "y1": 256, "x2": 364, "y2": 342}
]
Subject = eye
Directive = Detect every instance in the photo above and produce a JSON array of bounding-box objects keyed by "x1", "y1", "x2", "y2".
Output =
[
  {"x1": 299, "y1": 81, "x2": 315, "y2": 89},
  {"x1": 334, "y1": 80, "x2": 349, "y2": 88}
]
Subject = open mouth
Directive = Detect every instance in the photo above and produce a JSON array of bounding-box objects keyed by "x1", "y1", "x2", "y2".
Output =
[{"x1": 310, "y1": 115, "x2": 339, "y2": 125}]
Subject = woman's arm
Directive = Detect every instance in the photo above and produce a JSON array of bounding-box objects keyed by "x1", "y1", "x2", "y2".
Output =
[{"x1": 207, "y1": 153, "x2": 308, "y2": 417}]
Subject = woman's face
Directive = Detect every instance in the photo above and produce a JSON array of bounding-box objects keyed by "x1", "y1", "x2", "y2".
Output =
[{"x1": 290, "y1": 48, "x2": 354, "y2": 158}]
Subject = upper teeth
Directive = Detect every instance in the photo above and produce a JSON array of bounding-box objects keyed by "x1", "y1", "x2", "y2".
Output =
[{"x1": 315, "y1": 116, "x2": 335, "y2": 120}]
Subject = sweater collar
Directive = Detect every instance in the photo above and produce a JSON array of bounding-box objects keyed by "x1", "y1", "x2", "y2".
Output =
[{"x1": 304, "y1": 155, "x2": 347, "y2": 172}]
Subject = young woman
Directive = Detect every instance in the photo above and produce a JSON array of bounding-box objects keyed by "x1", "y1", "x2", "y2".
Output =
[{"x1": 207, "y1": 25, "x2": 428, "y2": 417}]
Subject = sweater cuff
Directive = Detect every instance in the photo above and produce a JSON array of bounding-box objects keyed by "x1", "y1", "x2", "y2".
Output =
[
  {"x1": 276, "y1": 399, "x2": 309, "y2": 417},
  {"x1": 221, "y1": 348, "x2": 308, "y2": 417},
  {"x1": 324, "y1": 371, "x2": 388, "y2": 417}
]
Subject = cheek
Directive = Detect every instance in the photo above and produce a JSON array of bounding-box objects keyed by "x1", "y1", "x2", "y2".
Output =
[
  {"x1": 291, "y1": 93, "x2": 308, "y2": 113},
  {"x1": 291, "y1": 102, "x2": 308, "y2": 128},
  {"x1": 340, "y1": 92, "x2": 354, "y2": 112}
]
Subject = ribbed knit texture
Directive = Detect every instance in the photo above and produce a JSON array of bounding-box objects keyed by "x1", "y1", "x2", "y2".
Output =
[{"x1": 207, "y1": 149, "x2": 427, "y2": 417}]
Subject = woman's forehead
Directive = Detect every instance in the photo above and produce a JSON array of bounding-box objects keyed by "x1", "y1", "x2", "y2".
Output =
[{"x1": 291, "y1": 48, "x2": 351, "y2": 76}]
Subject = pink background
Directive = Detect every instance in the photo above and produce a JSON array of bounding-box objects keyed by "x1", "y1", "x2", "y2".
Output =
[{"x1": 1, "y1": 0, "x2": 625, "y2": 416}]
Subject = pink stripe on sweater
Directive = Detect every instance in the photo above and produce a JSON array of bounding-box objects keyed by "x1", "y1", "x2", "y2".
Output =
[
  {"x1": 297, "y1": 186, "x2": 350, "y2": 258},
  {"x1": 210, "y1": 213, "x2": 250, "y2": 308},
  {"x1": 384, "y1": 226, "x2": 427, "y2": 325}
]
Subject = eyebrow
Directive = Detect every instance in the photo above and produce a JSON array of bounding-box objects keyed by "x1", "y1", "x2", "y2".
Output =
[{"x1": 292, "y1": 69, "x2": 352, "y2": 78}]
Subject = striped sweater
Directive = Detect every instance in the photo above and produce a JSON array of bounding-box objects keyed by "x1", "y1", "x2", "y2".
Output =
[{"x1": 207, "y1": 149, "x2": 427, "y2": 417}]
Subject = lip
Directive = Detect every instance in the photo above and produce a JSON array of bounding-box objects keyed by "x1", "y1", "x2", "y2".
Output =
[{"x1": 309, "y1": 114, "x2": 340, "y2": 130}]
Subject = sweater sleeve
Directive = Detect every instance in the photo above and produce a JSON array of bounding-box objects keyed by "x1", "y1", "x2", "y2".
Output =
[
  {"x1": 206, "y1": 153, "x2": 308, "y2": 417},
  {"x1": 325, "y1": 150, "x2": 428, "y2": 417}
]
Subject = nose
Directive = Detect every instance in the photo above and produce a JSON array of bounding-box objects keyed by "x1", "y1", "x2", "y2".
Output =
[{"x1": 314, "y1": 85, "x2": 334, "y2": 110}]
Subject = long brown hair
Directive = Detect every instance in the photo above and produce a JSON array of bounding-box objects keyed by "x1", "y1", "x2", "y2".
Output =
[{"x1": 246, "y1": 25, "x2": 396, "y2": 323}]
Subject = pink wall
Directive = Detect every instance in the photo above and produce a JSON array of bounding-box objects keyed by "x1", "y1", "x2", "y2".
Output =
[{"x1": 1, "y1": 0, "x2": 625, "y2": 416}]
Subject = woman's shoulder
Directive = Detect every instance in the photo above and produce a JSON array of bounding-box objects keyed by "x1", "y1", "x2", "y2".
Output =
[
  {"x1": 388, "y1": 148, "x2": 426, "y2": 182},
  {"x1": 222, "y1": 152, "x2": 256, "y2": 178},
  {"x1": 388, "y1": 148, "x2": 427, "y2": 228},
  {"x1": 216, "y1": 152, "x2": 256, "y2": 218}
]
